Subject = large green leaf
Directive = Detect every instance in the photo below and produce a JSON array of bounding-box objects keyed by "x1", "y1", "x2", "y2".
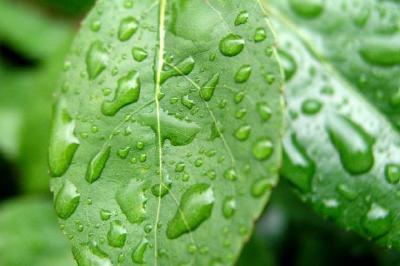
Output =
[
  {"x1": 263, "y1": 0, "x2": 400, "y2": 248},
  {"x1": 0, "y1": 197, "x2": 74, "y2": 266},
  {"x1": 49, "y1": 0, "x2": 284, "y2": 265}
]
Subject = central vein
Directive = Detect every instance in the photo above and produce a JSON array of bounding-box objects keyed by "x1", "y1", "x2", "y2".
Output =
[{"x1": 153, "y1": 0, "x2": 167, "y2": 265}]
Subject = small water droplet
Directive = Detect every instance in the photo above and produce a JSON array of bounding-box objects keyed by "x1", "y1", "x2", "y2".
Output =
[
  {"x1": 362, "y1": 203, "x2": 392, "y2": 238},
  {"x1": 222, "y1": 197, "x2": 236, "y2": 218},
  {"x1": 118, "y1": 17, "x2": 139, "y2": 41},
  {"x1": 301, "y1": 99, "x2": 322, "y2": 115},
  {"x1": 251, "y1": 178, "x2": 271, "y2": 197},
  {"x1": 72, "y1": 243, "x2": 112, "y2": 266},
  {"x1": 107, "y1": 220, "x2": 127, "y2": 248},
  {"x1": 234, "y1": 124, "x2": 251, "y2": 141},
  {"x1": 160, "y1": 57, "x2": 195, "y2": 84},
  {"x1": 278, "y1": 49, "x2": 297, "y2": 81},
  {"x1": 256, "y1": 102, "x2": 272, "y2": 121},
  {"x1": 219, "y1": 34, "x2": 245, "y2": 57},
  {"x1": 90, "y1": 20, "x2": 101, "y2": 32},
  {"x1": 102, "y1": 70, "x2": 141, "y2": 116},
  {"x1": 289, "y1": 0, "x2": 324, "y2": 18},
  {"x1": 336, "y1": 184, "x2": 358, "y2": 200},
  {"x1": 100, "y1": 209, "x2": 112, "y2": 221},
  {"x1": 86, "y1": 41, "x2": 108, "y2": 80},
  {"x1": 167, "y1": 184, "x2": 214, "y2": 239},
  {"x1": 86, "y1": 145, "x2": 111, "y2": 183},
  {"x1": 54, "y1": 180, "x2": 80, "y2": 219},
  {"x1": 235, "y1": 11, "x2": 249, "y2": 26},
  {"x1": 200, "y1": 73, "x2": 219, "y2": 101},
  {"x1": 116, "y1": 180, "x2": 147, "y2": 224},
  {"x1": 181, "y1": 95, "x2": 195, "y2": 110},
  {"x1": 254, "y1": 28, "x2": 267, "y2": 42},
  {"x1": 132, "y1": 237, "x2": 149, "y2": 264},
  {"x1": 132, "y1": 47, "x2": 148, "y2": 62},
  {"x1": 224, "y1": 168, "x2": 238, "y2": 181},
  {"x1": 235, "y1": 65, "x2": 252, "y2": 83},
  {"x1": 252, "y1": 138, "x2": 273, "y2": 161},
  {"x1": 385, "y1": 164, "x2": 400, "y2": 184},
  {"x1": 117, "y1": 146, "x2": 131, "y2": 159}
]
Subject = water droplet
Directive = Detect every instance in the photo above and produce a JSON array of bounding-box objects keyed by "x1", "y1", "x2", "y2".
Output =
[
  {"x1": 219, "y1": 34, "x2": 245, "y2": 57},
  {"x1": 54, "y1": 180, "x2": 80, "y2": 219},
  {"x1": 72, "y1": 243, "x2": 112, "y2": 266},
  {"x1": 336, "y1": 184, "x2": 358, "y2": 200},
  {"x1": 278, "y1": 49, "x2": 297, "y2": 81},
  {"x1": 362, "y1": 203, "x2": 392, "y2": 238},
  {"x1": 181, "y1": 95, "x2": 195, "y2": 110},
  {"x1": 234, "y1": 125, "x2": 251, "y2": 141},
  {"x1": 235, "y1": 11, "x2": 249, "y2": 26},
  {"x1": 222, "y1": 197, "x2": 236, "y2": 218},
  {"x1": 86, "y1": 41, "x2": 108, "y2": 80},
  {"x1": 151, "y1": 172, "x2": 172, "y2": 198},
  {"x1": 359, "y1": 37, "x2": 400, "y2": 66},
  {"x1": 86, "y1": 145, "x2": 111, "y2": 183},
  {"x1": 160, "y1": 57, "x2": 195, "y2": 84},
  {"x1": 49, "y1": 100, "x2": 80, "y2": 177},
  {"x1": 385, "y1": 164, "x2": 400, "y2": 184},
  {"x1": 107, "y1": 220, "x2": 127, "y2": 248},
  {"x1": 102, "y1": 70, "x2": 141, "y2": 116},
  {"x1": 117, "y1": 146, "x2": 131, "y2": 159},
  {"x1": 252, "y1": 138, "x2": 273, "y2": 161},
  {"x1": 175, "y1": 162, "x2": 186, "y2": 173},
  {"x1": 235, "y1": 108, "x2": 247, "y2": 119},
  {"x1": 132, "y1": 237, "x2": 149, "y2": 264},
  {"x1": 132, "y1": 47, "x2": 148, "y2": 62},
  {"x1": 118, "y1": 17, "x2": 139, "y2": 41},
  {"x1": 100, "y1": 209, "x2": 112, "y2": 221},
  {"x1": 289, "y1": 0, "x2": 324, "y2": 18},
  {"x1": 254, "y1": 28, "x2": 267, "y2": 42},
  {"x1": 90, "y1": 20, "x2": 101, "y2": 32},
  {"x1": 327, "y1": 114, "x2": 374, "y2": 175},
  {"x1": 251, "y1": 178, "x2": 271, "y2": 197},
  {"x1": 116, "y1": 180, "x2": 147, "y2": 224},
  {"x1": 301, "y1": 99, "x2": 322, "y2": 115},
  {"x1": 256, "y1": 102, "x2": 272, "y2": 121},
  {"x1": 235, "y1": 65, "x2": 252, "y2": 83},
  {"x1": 282, "y1": 134, "x2": 315, "y2": 192},
  {"x1": 139, "y1": 110, "x2": 200, "y2": 146},
  {"x1": 200, "y1": 73, "x2": 219, "y2": 101},
  {"x1": 167, "y1": 184, "x2": 214, "y2": 239},
  {"x1": 224, "y1": 168, "x2": 238, "y2": 181}
]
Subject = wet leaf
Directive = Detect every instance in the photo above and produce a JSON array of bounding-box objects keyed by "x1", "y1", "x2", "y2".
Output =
[
  {"x1": 264, "y1": 0, "x2": 400, "y2": 249},
  {"x1": 50, "y1": 0, "x2": 284, "y2": 265}
]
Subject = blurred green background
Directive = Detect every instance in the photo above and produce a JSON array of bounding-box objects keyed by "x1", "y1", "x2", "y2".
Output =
[{"x1": 0, "y1": 0, "x2": 400, "y2": 265}]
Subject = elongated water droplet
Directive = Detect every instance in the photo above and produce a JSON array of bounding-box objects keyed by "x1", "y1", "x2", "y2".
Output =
[
  {"x1": 336, "y1": 184, "x2": 358, "y2": 201},
  {"x1": 234, "y1": 124, "x2": 251, "y2": 141},
  {"x1": 132, "y1": 237, "x2": 149, "y2": 264},
  {"x1": 118, "y1": 17, "x2": 139, "y2": 41},
  {"x1": 116, "y1": 180, "x2": 147, "y2": 224},
  {"x1": 289, "y1": 0, "x2": 324, "y2": 18},
  {"x1": 254, "y1": 28, "x2": 267, "y2": 42},
  {"x1": 222, "y1": 197, "x2": 236, "y2": 218},
  {"x1": 360, "y1": 37, "x2": 400, "y2": 66},
  {"x1": 385, "y1": 164, "x2": 400, "y2": 184},
  {"x1": 200, "y1": 73, "x2": 219, "y2": 101},
  {"x1": 282, "y1": 134, "x2": 315, "y2": 192},
  {"x1": 72, "y1": 244, "x2": 112, "y2": 266},
  {"x1": 139, "y1": 110, "x2": 200, "y2": 146},
  {"x1": 235, "y1": 11, "x2": 249, "y2": 26},
  {"x1": 362, "y1": 203, "x2": 392, "y2": 238},
  {"x1": 132, "y1": 47, "x2": 148, "y2": 62},
  {"x1": 102, "y1": 70, "x2": 141, "y2": 116},
  {"x1": 86, "y1": 41, "x2": 108, "y2": 80},
  {"x1": 256, "y1": 102, "x2": 272, "y2": 121},
  {"x1": 301, "y1": 99, "x2": 322, "y2": 115},
  {"x1": 278, "y1": 49, "x2": 297, "y2": 81},
  {"x1": 54, "y1": 180, "x2": 80, "y2": 219},
  {"x1": 181, "y1": 95, "x2": 195, "y2": 109},
  {"x1": 327, "y1": 114, "x2": 374, "y2": 175},
  {"x1": 167, "y1": 184, "x2": 214, "y2": 239},
  {"x1": 160, "y1": 57, "x2": 195, "y2": 84},
  {"x1": 252, "y1": 138, "x2": 273, "y2": 161},
  {"x1": 219, "y1": 34, "x2": 244, "y2": 57},
  {"x1": 107, "y1": 220, "x2": 127, "y2": 248},
  {"x1": 86, "y1": 145, "x2": 111, "y2": 183},
  {"x1": 49, "y1": 100, "x2": 79, "y2": 177},
  {"x1": 235, "y1": 65, "x2": 252, "y2": 83},
  {"x1": 251, "y1": 178, "x2": 271, "y2": 197}
]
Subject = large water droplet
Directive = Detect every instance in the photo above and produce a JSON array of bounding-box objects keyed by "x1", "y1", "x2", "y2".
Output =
[
  {"x1": 116, "y1": 180, "x2": 147, "y2": 224},
  {"x1": 54, "y1": 180, "x2": 80, "y2": 219},
  {"x1": 222, "y1": 197, "x2": 236, "y2": 219},
  {"x1": 86, "y1": 144, "x2": 111, "y2": 183},
  {"x1": 252, "y1": 138, "x2": 273, "y2": 161},
  {"x1": 102, "y1": 70, "x2": 141, "y2": 116},
  {"x1": 118, "y1": 17, "x2": 139, "y2": 41},
  {"x1": 107, "y1": 220, "x2": 127, "y2": 248},
  {"x1": 167, "y1": 183, "x2": 214, "y2": 239},
  {"x1": 362, "y1": 203, "x2": 392, "y2": 238},
  {"x1": 327, "y1": 114, "x2": 374, "y2": 175},
  {"x1": 360, "y1": 38, "x2": 400, "y2": 66},
  {"x1": 49, "y1": 100, "x2": 79, "y2": 177},
  {"x1": 72, "y1": 243, "x2": 112, "y2": 266},
  {"x1": 160, "y1": 57, "x2": 195, "y2": 84},
  {"x1": 289, "y1": 0, "x2": 324, "y2": 18},
  {"x1": 200, "y1": 73, "x2": 219, "y2": 101},
  {"x1": 219, "y1": 34, "x2": 245, "y2": 57},
  {"x1": 139, "y1": 110, "x2": 200, "y2": 146},
  {"x1": 235, "y1": 65, "x2": 252, "y2": 83},
  {"x1": 86, "y1": 41, "x2": 108, "y2": 80},
  {"x1": 132, "y1": 237, "x2": 149, "y2": 264}
]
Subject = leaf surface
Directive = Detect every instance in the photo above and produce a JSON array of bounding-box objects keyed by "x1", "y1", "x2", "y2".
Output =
[
  {"x1": 264, "y1": 0, "x2": 400, "y2": 248},
  {"x1": 50, "y1": 1, "x2": 284, "y2": 265}
]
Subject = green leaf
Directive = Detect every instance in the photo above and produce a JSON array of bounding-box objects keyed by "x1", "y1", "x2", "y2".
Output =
[
  {"x1": 0, "y1": 197, "x2": 74, "y2": 266},
  {"x1": 263, "y1": 0, "x2": 400, "y2": 248},
  {"x1": 50, "y1": 0, "x2": 284, "y2": 265}
]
